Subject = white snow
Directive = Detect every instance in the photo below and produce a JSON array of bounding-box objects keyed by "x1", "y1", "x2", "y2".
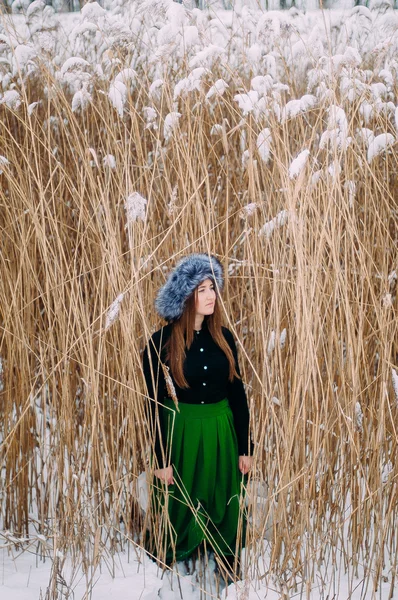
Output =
[
  {"x1": 289, "y1": 149, "x2": 310, "y2": 179},
  {"x1": 234, "y1": 90, "x2": 259, "y2": 116},
  {"x1": 282, "y1": 94, "x2": 316, "y2": 121},
  {"x1": 12, "y1": 44, "x2": 36, "y2": 75},
  {"x1": 256, "y1": 128, "x2": 272, "y2": 163},
  {"x1": 0, "y1": 155, "x2": 10, "y2": 174},
  {"x1": 103, "y1": 154, "x2": 116, "y2": 169},
  {"x1": 259, "y1": 210, "x2": 289, "y2": 239},
  {"x1": 27, "y1": 101, "x2": 39, "y2": 115},
  {"x1": 251, "y1": 75, "x2": 273, "y2": 96},
  {"x1": 125, "y1": 192, "x2": 147, "y2": 225},
  {"x1": 149, "y1": 79, "x2": 164, "y2": 99},
  {"x1": 388, "y1": 270, "x2": 397, "y2": 286},
  {"x1": 344, "y1": 180, "x2": 356, "y2": 207},
  {"x1": 382, "y1": 292, "x2": 393, "y2": 307},
  {"x1": 115, "y1": 68, "x2": 137, "y2": 86},
  {"x1": 189, "y1": 44, "x2": 225, "y2": 69},
  {"x1": 60, "y1": 56, "x2": 90, "y2": 76},
  {"x1": 357, "y1": 128, "x2": 374, "y2": 145},
  {"x1": 1, "y1": 90, "x2": 21, "y2": 110},
  {"x1": 205, "y1": 78, "x2": 229, "y2": 100},
  {"x1": 267, "y1": 330, "x2": 276, "y2": 355},
  {"x1": 355, "y1": 401, "x2": 363, "y2": 432},
  {"x1": 105, "y1": 293, "x2": 124, "y2": 330},
  {"x1": 173, "y1": 68, "x2": 207, "y2": 100},
  {"x1": 143, "y1": 106, "x2": 158, "y2": 130},
  {"x1": 367, "y1": 133, "x2": 395, "y2": 163},
  {"x1": 26, "y1": 0, "x2": 46, "y2": 18},
  {"x1": 80, "y1": 1, "x2": 107, "y2": 21},
  {"x1": 164, "y1": 112, "x2": 181, "y2": 142},
  {"x1": 71, "y1": 87, "x2": 91, "y2": 112},
  {"x1": 392, "y1": 368, "x2": 398, "y2": 403},
  {"x1": 109, "y1": 80, "x2": 127, "y2": 117},
  {"x1": 210, "y1": 124, "x2": 223, "y2": 136}
]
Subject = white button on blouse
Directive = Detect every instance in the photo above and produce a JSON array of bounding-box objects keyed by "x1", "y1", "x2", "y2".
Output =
[{"x1": 200, "y1": 348, "x2": 204, "y2": 352}]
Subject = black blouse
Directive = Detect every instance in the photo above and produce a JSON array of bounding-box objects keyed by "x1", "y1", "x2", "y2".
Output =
[{"x1": 142, "y1": 318, "x2": 253, "y2": 465}]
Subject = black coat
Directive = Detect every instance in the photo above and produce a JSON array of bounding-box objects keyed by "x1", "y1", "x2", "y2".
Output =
[{"x1": 142, "y1": 319, "x2": 253, "y2": 465}]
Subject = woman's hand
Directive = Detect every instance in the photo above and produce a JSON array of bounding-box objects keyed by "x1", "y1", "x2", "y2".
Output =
[
  {"x1": 238, "y1": 455, "x2": 253, "y2": 475},
  {"x1": 154, "y1": 465, "x2": 174, "y2": 485}
]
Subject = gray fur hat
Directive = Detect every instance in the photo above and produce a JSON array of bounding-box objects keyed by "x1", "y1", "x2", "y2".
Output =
[{"x1": 155, "y1": 253, "x2": 224, "y2": 322}]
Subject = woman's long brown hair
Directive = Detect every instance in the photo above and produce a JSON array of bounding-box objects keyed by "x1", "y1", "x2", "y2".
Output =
[{"x1": 164, "y1": 280, "x2": 240, "y2": 388}]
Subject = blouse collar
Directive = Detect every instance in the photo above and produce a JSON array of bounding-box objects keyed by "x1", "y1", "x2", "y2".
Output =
[{"x1": 194, "y1": 318, "x2": 209, "y2": 334}]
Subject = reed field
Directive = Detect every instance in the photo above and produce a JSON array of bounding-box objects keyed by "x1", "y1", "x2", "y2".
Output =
[{"x1": 0, "y1": 1, "x2": 398, "y2": 598}]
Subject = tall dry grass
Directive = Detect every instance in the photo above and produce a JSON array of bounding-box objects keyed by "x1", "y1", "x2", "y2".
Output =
[{"x1": 0, "y1": 3, "x2": 398, "y2": 598}]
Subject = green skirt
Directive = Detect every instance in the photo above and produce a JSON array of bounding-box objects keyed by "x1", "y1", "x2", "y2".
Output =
[{"x1": 147, "y1": 398, "x2": 246, "y2": 565}]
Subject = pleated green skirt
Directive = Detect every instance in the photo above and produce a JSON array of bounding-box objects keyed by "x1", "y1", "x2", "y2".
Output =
[{"x1": 147, "y1": 398, "x2": 246, "y2": 565}]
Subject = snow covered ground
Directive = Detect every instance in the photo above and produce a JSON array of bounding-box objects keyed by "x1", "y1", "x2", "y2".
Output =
[{"x1": 1, "y1": 538, "x2": 395, "y2": 599}]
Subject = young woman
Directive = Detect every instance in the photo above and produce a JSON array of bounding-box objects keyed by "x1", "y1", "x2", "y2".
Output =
[{"x1": 142, "y1": 253, "x2": 253, "y2": 572}]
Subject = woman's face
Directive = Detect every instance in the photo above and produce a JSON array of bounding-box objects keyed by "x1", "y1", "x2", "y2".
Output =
[{"x1": 195, "y1": 278, "x2": 216, "y2": 316}]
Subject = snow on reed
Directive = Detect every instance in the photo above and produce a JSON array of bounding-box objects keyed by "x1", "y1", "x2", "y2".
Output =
[
  {"x1": 104, "y1": 293, "x2": 124, "y2": 331},
  {"x1": 267, "y1": 328, "x2": 287, "y2": 355},
  {"x1": 109, "y1": 81, "x2": 127, "y2": 117},
  {"x1": 382, "y1": 293, "x2": 393, "y2": 307},
  {"x1": 355, "y1": 401, "x2": 363, "y2": 433},
  {"x1": 189, "y1": 44, "x2": 226, "y2": 69},
  {"x1": 382, "y1": 460, "x2": 393, "y2": 484},
  {"x1": 60, "y1": 57, "x2": 90, "y2": 76},
  {"x1": 210, "y1": 124, "x2": 223, "y2": 136},
  {"x1": 289, "y1": 149, "x2": 310, "y2": 179},
  {"x1": 173, "y1": 67, "x2": 207, "y2": 100},
  {"x1": 163, "y1": 112, "x2": 181, "y2": 142},
  {"x1": 259, "y1": 210, "x2": 289, "y2": 239},
  {"x1": 388, "y1": 270, "x2": 397, "y2": 286},
  {"x1": 367, "y1": 133, "x2": 395, "y2": 163},
  {"x1": 115, "y1": 68, "x2": 137, "y2": 86},
  {"x1": 167, "y1": 185, "x2": 178, "y2": 216},
  {"x1": 12, "y1": 44, "x2": 37, "y2": 75},
  {"x1": 319, "y1": 105, "x2": 351, "y2": 151},
  {"x1": 149, "y1": 79, "x2": 164, "y2": 99},
  {"x1": 80, "y1": 1, "x2": 106, "y2": 20},
  {"x1": 124, "y1": 192, "x2": 147, "y2": 225},
  {"x1": 392, "y1": 369, "x2": 398, "y2": 404},
  {"x1": 282, "y1": 94, "x2": 316, "y2": 122},
  {"x1": 27, "y1": 101, "x2": 39, "y2": 115},
  {"x1": 344, "y1": 180, "x2": 357, "y2": 207},
  {"x1": 240, "y1": 202, "x2": 258, "y2": 218},
  {"x1": 357, "y1": 128, "x2": 375, "y2": 146},
  {"x1": 103, "y1": 155, "x2": 116, "y2": 169},
  {"x1": 71, "y1": 87, "x2": 91, "y2": 112},
  {"x1": 0, "y1": 156, "x2": 10, "y2": 174},
  {"x1": 234, "y1": 90, "x2": 261, "y2": 116},
  {"x1": 267, "y1": 330, "x2": 276, "y2": 355},
  {"x1": 205, "y1": 78, "x2": 229, "y2": 101},
  {"x1": 1, "y1": 90, "x2": 21, "y2": 110},
  {"x1": 256, "y1": 128, "x2": 272, "y2": 164},
  {"x1": 143, "y1": 106, "x2": 158, "y2": 131}
]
